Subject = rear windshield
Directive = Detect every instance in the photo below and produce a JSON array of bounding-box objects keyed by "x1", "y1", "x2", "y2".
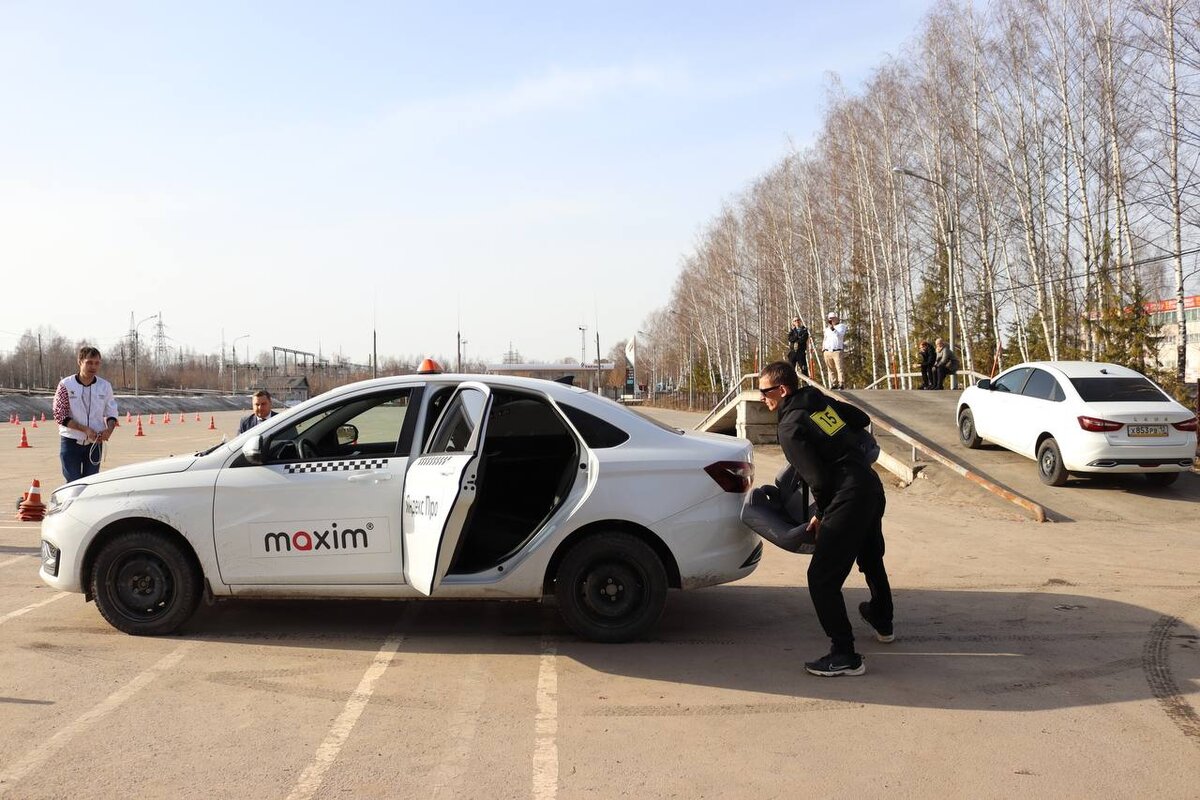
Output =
[{"x1": 1069, "y1": 377, "x2": 1168, "y2": 402}]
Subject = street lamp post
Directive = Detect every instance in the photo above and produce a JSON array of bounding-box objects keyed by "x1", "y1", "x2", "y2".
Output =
[
  {"x1": 232, "y1": 334, "x2": 249, "y2": 394},
  {"x1": 893, "y1": 166, "x2": 957, "y2": 389},
  {"x1": 133, "y1": 313, "x2": 157, "y2": 396}
]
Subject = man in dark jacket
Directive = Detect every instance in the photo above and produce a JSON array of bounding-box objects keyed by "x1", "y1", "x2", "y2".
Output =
[
  {"x1": 758, "y1": 360, "x2": 894, "y2": 676},
  {"x1": 238, "y1": 390, "x2": 278, "y2": 434},
  {"x1": 786, "y1": 317, "x2": 810, "y2": 377}
]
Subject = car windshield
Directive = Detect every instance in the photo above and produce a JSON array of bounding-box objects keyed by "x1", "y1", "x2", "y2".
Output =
[{"x1": 1069, "y1": 377, "x2": 1168, "y2": 402}]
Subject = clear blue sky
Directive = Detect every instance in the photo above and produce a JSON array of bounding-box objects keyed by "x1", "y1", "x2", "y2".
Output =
[{"x1": 0, "y1": 1, "x2": 934, "y2": 366}]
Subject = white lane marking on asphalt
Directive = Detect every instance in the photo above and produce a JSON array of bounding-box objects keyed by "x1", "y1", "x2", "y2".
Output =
[
  {"x1": 429, "y1": 654, "x2": 487, "y2": 800},
  {"x1": 0, "y1": 592, "x2": 68, "y2": 625},
  {"x1": 870, "y1": 652, "x2": 1024, "y2": 657},
  {"x1": 0, "y1": 555, "x2": 33, "y2": 570},
  {"x1": 531, "y1": 638, "x2": 558, "y2": 800},
  {"x1": 0, "y1": 642, "x2": 194, "y2": 796},
  {"x1": 286, "y1": 630, "x2": 406, "y2": 800}
]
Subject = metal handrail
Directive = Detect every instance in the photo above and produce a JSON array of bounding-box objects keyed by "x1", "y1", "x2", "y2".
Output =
[
  {"x1": 697, "y1": 373, "x2": 759, "y2": 430},
  {"x1": 863, "y1": 370, "x2": 990, "y2": 390}
]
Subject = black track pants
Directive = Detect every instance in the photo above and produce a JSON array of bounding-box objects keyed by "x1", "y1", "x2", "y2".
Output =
[{"x1": 806, "y1": 464, "x2": 891, "y2": 654}]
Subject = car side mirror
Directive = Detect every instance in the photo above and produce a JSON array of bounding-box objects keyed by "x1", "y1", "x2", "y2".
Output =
[
  {"x1": 976, "y1": 379, "x2": 992, "y2": 390},
  {"x1": 336, "y1": 423, "x2": 359, "y2": 447},
  {"x1": 242, "y1": 435, "x2": 265, "y2": 466}
]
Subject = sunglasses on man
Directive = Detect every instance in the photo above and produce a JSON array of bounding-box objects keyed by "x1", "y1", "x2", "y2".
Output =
[{"x1": 760, "y1": 384, "x2": 785, "y2": 397}]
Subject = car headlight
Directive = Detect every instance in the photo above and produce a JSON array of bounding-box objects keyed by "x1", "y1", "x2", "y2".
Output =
[{"x1": 47, "y1": 484, "x2": 87, "y2": 515}]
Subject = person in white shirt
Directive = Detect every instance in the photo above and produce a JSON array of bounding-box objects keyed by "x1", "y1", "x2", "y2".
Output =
[
  {"x1": 53, "y1": 346, "x2": 119, "y2": 482},
  {"x1": 821, "y1": 312, "x2": 848, "y2": 389}
]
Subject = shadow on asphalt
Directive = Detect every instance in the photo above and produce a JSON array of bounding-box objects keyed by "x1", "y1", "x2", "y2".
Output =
[{"x1": 169, "y1": 584, "x2": 1200, "y2": 717}]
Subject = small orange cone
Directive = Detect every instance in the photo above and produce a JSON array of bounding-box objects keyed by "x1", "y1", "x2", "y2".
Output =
[
  {"x1": 149, "y1": 414, "x2": 155, "y2": 425},
  {"x1": 40, "y1": 412, "x2": 45, "y2": 422},
  {"x1": 179, "y1": 411, "x2": 185, "y2": 424},
  {"x1": 17, "y1": 479, "x2": 45, "y2": 522},
  {"x1": 17, "y1": 427, "x2": 31, "y2": 448},
  {"x1": 135, "y1": 417, "x2": 145, "y2": 437},
  {"x1": 126, "y1": 412, "x2": 132, "y2": 424},
  {"x1": 31, "y1": 416, "x2": 38, "y2": 428},
  {"x1": 164, "y1": 413, "x2": 171, "y2": 424},
  {"x1": 195, "y1": 413, "x2": 201, "y2": 422},
  {"x1": 208, "y1": 415, "x2": 216, "y2": 430}
]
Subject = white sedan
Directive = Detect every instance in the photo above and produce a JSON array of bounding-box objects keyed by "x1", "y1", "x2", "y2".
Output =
[
  {"x1": 956, "y1": 361, "x2": 1197, "y2": 486},
  {"x1": 39, "y1": 373, "x2": 759, "y2": 642}
]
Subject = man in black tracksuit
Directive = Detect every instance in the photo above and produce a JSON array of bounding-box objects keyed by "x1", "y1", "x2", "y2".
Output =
[{"x1": 758, "y1": 360, "x2": 894, "y2": 676}]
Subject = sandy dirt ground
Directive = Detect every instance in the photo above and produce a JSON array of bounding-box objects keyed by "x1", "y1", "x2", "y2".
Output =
[{"x1": 0, "y1": 405, "x2": 1197, "y2": 799}]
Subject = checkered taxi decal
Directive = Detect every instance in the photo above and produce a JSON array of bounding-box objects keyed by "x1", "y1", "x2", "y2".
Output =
[{"x1": 283, "y1": 458, "x2": 390, "y2": 474}]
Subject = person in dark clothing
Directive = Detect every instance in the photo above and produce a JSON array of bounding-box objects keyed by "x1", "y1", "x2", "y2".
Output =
[
  {"x1": 238, "y1": 390, "x2": 278, "y2": 434},
  {"x1": 917, "y1": 340, "x2": 936, "y2": 390},
  {"x1": 933, "y1": 338, "x2": 959, "y2": 390},
  {"x1": 759, "y1": 360, "x2": 894, "y2": 677},
  {"x1": 786, "y1": 317, "x2": 810, "y2": 377}
]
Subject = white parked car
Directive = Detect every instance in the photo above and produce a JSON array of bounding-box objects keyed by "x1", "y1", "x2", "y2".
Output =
[
  {"x1": 40, "y1": 373, "x2": 759, "y2": 641},
  {"x1": 956, "y1": 361, "x2": 1197, "y2": 486}
]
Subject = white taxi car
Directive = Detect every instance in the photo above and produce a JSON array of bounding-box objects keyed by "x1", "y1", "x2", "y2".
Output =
[
  {"x1": 39, "y1": 374, "x2": 759, "y2": 642},
  {"x1": 956, "y1": 361, "x2": 1197, "y2": 486}
]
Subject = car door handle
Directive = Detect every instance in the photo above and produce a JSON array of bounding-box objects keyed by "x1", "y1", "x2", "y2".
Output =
[{"x1": 348, "y1": 471, "x2": 394, "y2": 483}]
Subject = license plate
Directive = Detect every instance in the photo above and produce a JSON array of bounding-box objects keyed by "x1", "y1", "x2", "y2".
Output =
[{"x1": 1127, "y1": 425, "x2": 1167, "y2": 438}]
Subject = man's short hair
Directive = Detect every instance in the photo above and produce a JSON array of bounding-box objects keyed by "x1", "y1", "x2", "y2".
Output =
[
  {"x1": 760, "y1": 360, "x2": 799, "y2": 390},
  {"x1": 252, "y1": 390, "x2": 272, "y2": 400},
  {"x1": 77, "y1": 345, "x2": 101, "y2": 361}
]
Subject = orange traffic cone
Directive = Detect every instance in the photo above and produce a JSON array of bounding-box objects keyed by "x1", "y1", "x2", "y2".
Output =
[
  {"x1": 135, "y1": 417, "x2": 145, "y2": 437},
  {"x1": 40, "y1": 412, "x2": 45, "y2": 422},
  {"x1": 208, "y1": 415, "x2": 216, "y2": 430},
  {"x1": 164, "y1": 413, "x2": 171, "y2": 424},
  {"x1": 17, "y1": 427, "x2": 31, "y2": 448},
  {"x1": 195, "y1": 413, "x2": 201, "y2": 422},
  {"x1": 31, "y1": 415, "x2": 38, "y2": 428},
  {"x1": 179, "y1": 411, "x2": 185, "y2": 424},
  {"x1": 126, "y1": 411, "x2": 132, "y2": 424},
  {"x1": 17, "y1": 479, "x2": 45, "y2": 522},
  {"x1": 149, "y1": 414, "x2": 155, "y2": 425}
]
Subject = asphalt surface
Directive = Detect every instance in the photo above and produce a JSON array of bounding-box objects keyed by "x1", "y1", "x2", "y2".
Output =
[{"x1": 0, "y1": 406, "x2": 1198, "y2": 798}]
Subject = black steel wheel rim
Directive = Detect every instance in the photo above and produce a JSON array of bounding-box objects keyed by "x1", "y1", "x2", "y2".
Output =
[
  {"x1": 1040, "y1": 448, "x2": 1056, "y2": 476},
  {"x1": 579, "y1": 559, "x2": 644, "y2": 621},
  {"x1": 960, "y1": 414, "x2": 973, "y2": 440},
  {"x1": 109, "y1": 550, "x2": 175, "y2": 621}
]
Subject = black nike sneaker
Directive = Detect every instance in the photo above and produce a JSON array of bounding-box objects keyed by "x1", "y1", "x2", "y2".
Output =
[
  {"x1": 804, "y1": 651, "x2": 865, "y2": 677},
  {"x1": 858, "y1": 601, "x2": 895, "y2": 643}
]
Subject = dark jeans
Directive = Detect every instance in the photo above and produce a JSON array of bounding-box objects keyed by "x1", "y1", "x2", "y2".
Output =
[
  {"x1": 933, "y1": 365, "x2": 954, "y2": 389},
  {"x1": 60, "y1": 437, "x2": 102, "y2": 483},
  {"x1": 920, "y1": 365, "x2": 935, "y2": 389},
  {"x1": 806, "y1": 463, "x2": 892, "y2": 655},
  {"x1": 788, "y1": 350, "x2": 809, "y2": 377}
]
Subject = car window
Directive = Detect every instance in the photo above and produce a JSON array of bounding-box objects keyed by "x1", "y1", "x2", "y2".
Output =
[
  {"x1": 1069, "y1": 377, "x2": 1169, "y2": 402},
  {"x1": 1020, "y1": 369, "x2": 1062, "y2": 402},
  {"x1": 560, "y1": 404, "x2": 630, "y2": 448},
  {"x1": 427, "y1": 388, "x2": 487, "y2": 454},
  {"x1": 992, "y1": 368, "x2": 1032, "y2": 394},
  {"x1": 265, "y1": 388, "x2": 414, "y2": 462}
]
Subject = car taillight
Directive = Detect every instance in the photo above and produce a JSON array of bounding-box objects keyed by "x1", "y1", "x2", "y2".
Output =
[
  {"x1": 1173, "y1": 416, "x2": 1198, "y2": 432},
  {"x1": 705, "y1": 461, "x2": 754, "y2": 493},
  {"x1": 1077, "y1": 416, "x2": 1123, "y2": 432}
]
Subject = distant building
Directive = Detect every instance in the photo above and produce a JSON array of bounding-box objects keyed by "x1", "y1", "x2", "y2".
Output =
[
  {"x1": 484, "y1": 362, "x2": 615, "y2": 392},
  {"x1": 257, "y1": 376, "x2": 310, "y2": 404},
  {"x1": 1146, "y1": 295, "x2": 1200, "y2": 382}
]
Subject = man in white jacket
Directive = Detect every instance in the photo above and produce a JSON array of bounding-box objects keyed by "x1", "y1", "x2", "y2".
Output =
[
  {"x1": 821, "y1": 312, "x2": 848, "y2": 389},
  {"x1": 53, "y1": 346, "x2": 119, "y2": 483}
]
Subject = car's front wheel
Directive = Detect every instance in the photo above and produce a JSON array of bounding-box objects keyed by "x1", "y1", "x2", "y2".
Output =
[
  {"x1": 554, "y1": 533, "x2": 667, "y2": 643},
  {"x1": 1036, "y1": 438, "x2": 1069, "y2": 486},
  {"x1": 90, "y1": 530, "x2": 202, "y2": 635},
  {"x1": 1145, "y1": 472, "x2": 1180, "y2": 488},
  {"x1": 958, "y1": 407, "x2": 983, "y2": 449}
]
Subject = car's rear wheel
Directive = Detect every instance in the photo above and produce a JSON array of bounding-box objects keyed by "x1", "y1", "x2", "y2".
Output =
[
  {"x1": 1036, "y1": 438, "x2": 1069, "y2": 486},
  {"x1": 958, "y1": 408, "x2": 982, "y2": 449},
  {"x1": 91, "y1": 531, "x2": 202, "y2": 635},
  {"x1": 1145, "y1": 472, "x2": 1179, "y2": 488},
  {"x1": 554, "y1": 533, "x2": 667, "y2": 643}
]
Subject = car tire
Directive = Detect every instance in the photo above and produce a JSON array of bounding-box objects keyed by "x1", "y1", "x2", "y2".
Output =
[
  {"x1": 1036, "y1": 438, "x2": 1069, "y2": 487},
  {"x1": 958, "y1": 408, "x2": 983, "y2": 449},
  {"x1": 1145, "y1": 472, "x2": 1179, "y2": 488},
  {"x1": 554, "y1": 532, "x2": 667, "y2": 643},
  {"x1": 90, "y1": 530, "x2": 202, "y2": 636}
]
